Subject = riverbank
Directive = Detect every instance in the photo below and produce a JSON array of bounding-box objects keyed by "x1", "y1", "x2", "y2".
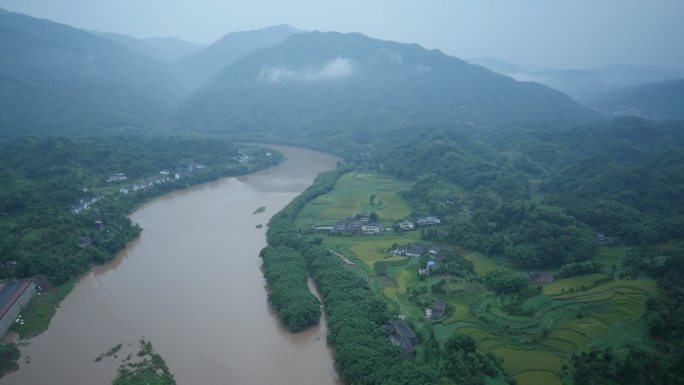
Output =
[
  {"x1": 2, "y1": 145, "x2": 340, "y2": 385},
  {"x1": 0, "y1": 139, "x2": 283, "y2": 378}
]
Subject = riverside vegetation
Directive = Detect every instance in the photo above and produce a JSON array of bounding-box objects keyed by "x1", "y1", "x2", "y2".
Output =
[
  {"x1": 0, "y1": 136, "x2": 282, "y2": 375},
  {"x1": 95, "y1": 340, "x2": 176, "y2": 385},
  {"x1": 260, "y1": 117, "x2": 684, "y2": 385}
]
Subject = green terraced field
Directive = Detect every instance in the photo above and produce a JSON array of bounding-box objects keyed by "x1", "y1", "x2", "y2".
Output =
[
  {"x1": 514, "y1": 370, "x2": 563, "y2": 385},
  {"x1": 542, "y1": 273, "x2": 608, "y2": 295},
  {"x1": 293, "y1": 172, "x2": 662, "y2": 385},
  {"x1": 296, "y1": 171, "x2": 412, "y2": 229}
]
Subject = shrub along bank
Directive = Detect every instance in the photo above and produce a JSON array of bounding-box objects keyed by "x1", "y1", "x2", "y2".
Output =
[{"x1": 261, "y1": 166, "x2": 509, "y2": 385}]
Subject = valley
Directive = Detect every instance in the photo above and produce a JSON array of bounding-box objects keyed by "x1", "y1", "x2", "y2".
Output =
[{"x1": 0, "y1": 3, "x2": 683, "y2": 385}]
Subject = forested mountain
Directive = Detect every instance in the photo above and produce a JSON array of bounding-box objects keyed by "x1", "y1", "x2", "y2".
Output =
[
  {"x1": 0, "y1": 10, "x2": 184, "y2": 137},
  {"x1": 96, "y1": 32, "x2": 206, "y2": 63},
  {"x1": 177, "y1": 24, "x2": 302, "y2": 89},
  {"x1": 176, "y1": 31, "x2": 598, "y2": 137},
  {"x1": 514, "y1": 69, "x2": 616, "y2": 101},
  {"x1": 586, "y1": 79, "x2": 684, "y2": 120},
  {"x1": 475, "y1": 118, "x2": 684, "y2": 244},
  {"x1": 469, "y1": 58, "x2": 616, "y2": 101}
]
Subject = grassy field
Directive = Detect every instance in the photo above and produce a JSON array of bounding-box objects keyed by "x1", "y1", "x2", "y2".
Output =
[
  {"x1": 11, "y1": 280, "x2": 76, "y2": 339},
  {"x1": 293, "y1": 171, "x2": 662, "y2": 385},
  {"x1": 296, "y1": 171, "x2": 412, "y2": 229},
  {"x1": 453, "y1": 247, "x2": 505, "y2": 276}
]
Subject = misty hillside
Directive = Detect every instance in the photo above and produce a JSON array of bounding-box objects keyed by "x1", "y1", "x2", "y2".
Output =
[
  {"x1": 470, "y1": 58, "x2": 616, "y2": 101},
  {"x1": 514, "y1": 69, "x2": 616, "y2": 101},
  {"x1": 144, "y1": 37, "x2": 206, "y2": 62},
  {"x1": 587, "y1": 79, "x2": 684, "y2": 120},
  {"x1": 176, "y1": 32, "x2": 598, "y2": 138},
  {"x1": 471, "y1": 58, "x2": 684, "y2": 102},
  {"x1": 97, "y1": 32, "x2": 206, "y2": 63},
  {"x1": 467, "y1": 57, "x2": 527, "y2": 75},
  {"x1": 177, "y1": 24, "x2": 302, "y2": 89},
  {"x1": 596, "y1": 64, "x2": 684, "y2": 87},
  {"x1": 0, "y1": 10, "x2": 184, "y2": 137}
]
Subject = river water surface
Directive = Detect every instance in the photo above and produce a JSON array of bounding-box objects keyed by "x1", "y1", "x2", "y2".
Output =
[{"x1": 2, "y1": 145, "x2": 341, "y2": 385}]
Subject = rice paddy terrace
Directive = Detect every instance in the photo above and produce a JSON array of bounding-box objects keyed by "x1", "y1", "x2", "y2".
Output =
[{"x1": 294, "y1": 172, "x2": 660, "y2": 385}]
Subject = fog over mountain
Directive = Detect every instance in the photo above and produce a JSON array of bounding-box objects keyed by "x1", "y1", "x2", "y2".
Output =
[
  {"x1": 470, "y1": 57, "x2": 684, "y2": 109},
  {"x1": 1, "y1": 0, "x2": 683, "y2": 70},
  {"x1": 0, "y1": 9, "x2": 183, "y2": 137},
  {"x1": 176, "y1": 31, "x2": 597, "y2": 138},
  {"x1": 177, "y1": 24, "x2": 302, "y2": 89},
  {"x1": 1, "y1": 3, "x2": 684, "y2": 385}
]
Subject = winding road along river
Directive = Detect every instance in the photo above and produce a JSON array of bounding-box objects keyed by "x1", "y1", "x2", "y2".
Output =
[{"x1": 3, "y1": 145, "x2": 341, "y2": 385}]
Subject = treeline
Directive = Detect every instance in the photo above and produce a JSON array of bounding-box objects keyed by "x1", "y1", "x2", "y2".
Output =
[
  {"x1": 262, "y1": 167, "x2": 439, "y2": 384},
  {"x1": 262, "y1": 167, "x2": 511, "y2": 385},
  {"x1": 0, "y1": 136, "x2": 281, "y2": 284},
  {"x1": 481, "y1": 118, "x2": 684, "y2": 245},
  {"x1": 262, "y1": 167, "x2": 350, "y2": 332},
  {"x1": 555, "y1": 261, "x2": 602, "y2": 279},
  {"x1": 448, "y1": 201, "x2": 597, "y2": 267},
  {"x1": 260, "y1": 246, "x2": 320, "y2": 332}
]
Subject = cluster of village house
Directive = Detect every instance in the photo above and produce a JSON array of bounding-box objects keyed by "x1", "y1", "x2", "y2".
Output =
[
  {"x1": 327, "y1": 213, "x2": 441, "y2": 235},
  {"x1": 70, "y1": 193, "x2": 103, "y2": 214},
  {"x1": 386, "y1": 242, "x2": 450, "y2": 353},
  {"x1": 390, "y1": 298, "x2": 448, "y2": 354},
  {"x1": 389, "y1": 243, "x2": 445, "y2": 277},
  {"x1": 117, "y1": 163, "x2": 206, "y2": 194},
  {"x1": 237, "y1": 150, "x2": 272, "y2": 165},
  {"x1": 70, "y1": 163, "x2": 208, "y2": 214}
]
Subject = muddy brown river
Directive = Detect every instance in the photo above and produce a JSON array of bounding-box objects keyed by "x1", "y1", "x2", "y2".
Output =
[{"x1": 2, "y1": 145, "x2": 341, "y2": 385}]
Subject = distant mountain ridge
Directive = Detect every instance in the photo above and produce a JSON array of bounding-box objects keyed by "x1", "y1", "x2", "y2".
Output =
[
  {"x1": 96, "y1": 32, "x2": 206, "y2": 63},
  {"x1": 0, "y1": 9, "x2": 183, "y2": 136},
  {"x1": 177, "y1": 24, "x2": 303, "y2": 90},
  {"x1": 595, "y1": 64, "x2": 684, "y2": 87},
  {"x1": 176, "y1": 31, "x2": 598, "y2": 138},
  {"x1": 470, "y1": 57, "x2": 684, "y2": 103},
  {"x1": 586, "y1": 79, "x2": 684, "y2": 120}
]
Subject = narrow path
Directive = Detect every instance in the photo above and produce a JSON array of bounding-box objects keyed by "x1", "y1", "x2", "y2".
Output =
[{"x1": 326, "y1": 249, "x2": 356, "y2": 266}]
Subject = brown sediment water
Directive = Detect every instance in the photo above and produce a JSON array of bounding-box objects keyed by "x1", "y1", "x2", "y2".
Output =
[{"x1": 2, "y1": 145, "x2": 341, "y2": 385}]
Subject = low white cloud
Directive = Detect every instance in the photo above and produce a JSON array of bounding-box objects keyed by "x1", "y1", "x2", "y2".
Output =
[{"x1": 259, "y1": 55, "x2": 355, "y2": 83}]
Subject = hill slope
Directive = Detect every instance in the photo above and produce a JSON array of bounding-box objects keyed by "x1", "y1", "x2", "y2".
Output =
[
  {"x1": 587, "y1": 79, "x2": 684, "y2": 120},
  {"x1": 97, "y1": 32, "x2": 206, "y2": 63},
  {"x1": 176, "y1": 32, "x2": 598, "y2": 138},
  {"x1": 0, "y1": 10, "x2": 184, "y2": 137},
  {"x1": 177, "y1": 24, "x2": 302, "y2": 89}
]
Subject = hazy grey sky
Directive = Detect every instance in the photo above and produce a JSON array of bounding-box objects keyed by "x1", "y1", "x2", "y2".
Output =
[{"x1": 1, "y1": 0, "x2": 682, "y2": 70}]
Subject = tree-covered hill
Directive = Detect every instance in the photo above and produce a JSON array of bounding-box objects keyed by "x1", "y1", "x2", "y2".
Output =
[
  {"x1": 175, "y1": 31, "x2": 599, "y2": 136},
  {"x1": 176, "y1": 24, "x2": 302, "y2": 90},
  {"x1": 95, "y1": 32, "x2": 206, "y2": 64},
  {"x1": 586, "y1": 79, "x2": 684, "y2": 120},
  {"x1": 0, "y1": 10, "x2": 184, "y2": 137},
  {"x1": 467, "y1": 118, "x2": 684, "y2": 245}
]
